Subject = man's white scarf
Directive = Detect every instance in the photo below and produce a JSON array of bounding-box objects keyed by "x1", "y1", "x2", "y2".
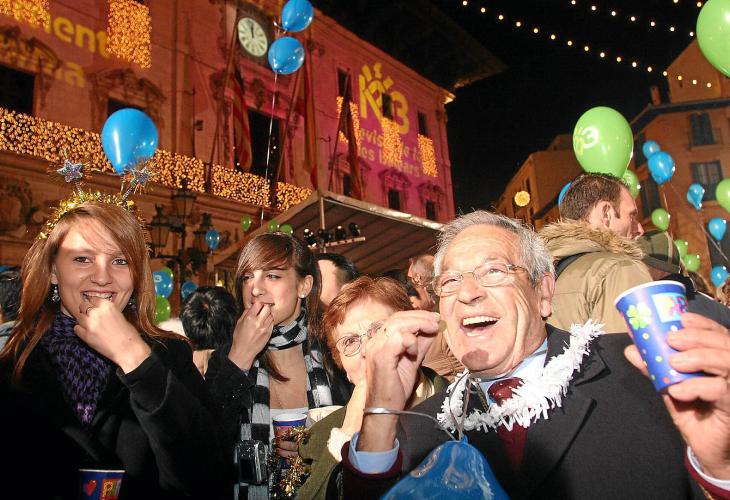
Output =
[{"x1": 437, "y1": 320, "x2": 604, "y2": 434}]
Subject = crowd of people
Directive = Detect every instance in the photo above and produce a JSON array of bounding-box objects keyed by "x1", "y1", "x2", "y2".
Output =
[{"x1": 2, "y1": 172, "x2": 730, "y2": 499}]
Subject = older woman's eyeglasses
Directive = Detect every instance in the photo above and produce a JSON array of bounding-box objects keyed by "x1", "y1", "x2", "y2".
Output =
[
  {"x1": 431, "y1": 261, "x2": 527, "y2": 297},
  {"x1": 335, "y1": 320, "x2": 383, "y2": 357}
]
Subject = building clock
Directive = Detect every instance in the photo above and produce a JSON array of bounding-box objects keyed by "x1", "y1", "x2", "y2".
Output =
[{"x1": 237, "y1": 16, "x2": 269, "y2": 59}]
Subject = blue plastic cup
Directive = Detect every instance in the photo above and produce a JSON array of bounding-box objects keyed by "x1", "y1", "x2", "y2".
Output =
[
  {"x1": 615, "y1": 280, "x2": 702, "y2": 392},
  {"x1": 78, "y1": 469, "x2": 124, "y2": 500}
]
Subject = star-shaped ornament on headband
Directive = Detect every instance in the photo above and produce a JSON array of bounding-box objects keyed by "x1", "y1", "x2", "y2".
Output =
[
  {"x1": 130, "y1": 165, "x2": 153, "y2": 189},
  {"x1": 57, "y1": 160, "x2": 84, "y2": 183}
]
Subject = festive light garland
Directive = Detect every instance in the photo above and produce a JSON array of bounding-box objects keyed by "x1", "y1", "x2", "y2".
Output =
[
  {"x1": 458, "y1": 1, "x2": 717, "y2": 88},
  {"x1": 381, "y1": 117, "x2": 404, "y2": 167},
  {"x1": 0, "y1": 107, "x2": 310, "y2": 211},
  {"x1": 0, "y1": 0, "x2": 49, "y2": 29},
  {"x1": 563, "y1": 0, "x2": 697, "y2": 38},
  {"x1": 335, "y1": 96, "x2": 361, "y2": 148},
  {"x1": 107, "y1": 0, "x2": 152, "y2": 69},
  {"x1": 417, "y1": 134, "x2": 438, "y2": 177}
]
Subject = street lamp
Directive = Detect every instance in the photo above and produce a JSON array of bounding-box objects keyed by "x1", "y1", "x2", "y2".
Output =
[{"x1": 149, "y1": 180, "x2": 214, "y2": 312}]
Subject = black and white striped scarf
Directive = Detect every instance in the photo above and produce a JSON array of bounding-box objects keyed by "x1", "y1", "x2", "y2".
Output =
[{"x1": 238, "y1": 308, "x2": 333, "y2": 499}]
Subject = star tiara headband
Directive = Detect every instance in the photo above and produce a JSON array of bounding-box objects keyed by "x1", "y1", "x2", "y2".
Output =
[{"x1": 38, "y1": 150, "x2": 156, "y2": 240}]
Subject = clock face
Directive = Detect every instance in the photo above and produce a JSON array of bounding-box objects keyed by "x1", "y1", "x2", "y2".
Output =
[{"x1": 237, "y1": 17, "x2": 268, "y2": 57}]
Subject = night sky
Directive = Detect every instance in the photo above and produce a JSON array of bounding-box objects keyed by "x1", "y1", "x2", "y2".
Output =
[{"x1": 434, "y1": 0, "x2": 702, "y2": 212}]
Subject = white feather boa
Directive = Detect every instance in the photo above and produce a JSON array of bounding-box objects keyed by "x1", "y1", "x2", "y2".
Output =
[{"x1": 437, "y1": 321, "x2": 604, "y2": 433}]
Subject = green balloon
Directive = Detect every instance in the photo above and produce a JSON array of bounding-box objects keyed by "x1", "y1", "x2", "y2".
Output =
[
  {"x1": 697, "y1": 0, "x2": 730, "y2": 78},
  {"x1": 279, "y1": 223, "x2": 294, "y2": 235},
  {"x1": 159, "y1": 266, "x2": 173, "y2": 278},
  {"x1": 155, "y1": 295, "x2": 171, "y2": 323},
  {"x1": 267, "y1": 220, "x2": 280, "y2": 233},
  {"x1": 683, "y1": 253, "x2": 701, "y2": 273},
  {"x1": 716, "y1": 178, "x2": 730, "y2": 212},
  {"x1": 674, "y1": 239, "x2": 689, "y2": 258},
  {"x1": 573, "y1": 106, "x2": 633, "y2": 178},
  {"x1": 240, "y1": 215, "x2": 252, "y2": 232},
  {"x1": 651, "y1": 208, "x2": 670, "y2": 231},
  {"x1": 622, "y1": 169, "x2": 640, "y2": 199}
]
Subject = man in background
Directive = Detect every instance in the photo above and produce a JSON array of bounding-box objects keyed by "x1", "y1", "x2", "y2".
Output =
[
  {"x1": 0, "y1": 266, "x2": 21, "y2": 350},
  {"x1": 317, "y1": 253, "x2": 359, "y2": 307}
]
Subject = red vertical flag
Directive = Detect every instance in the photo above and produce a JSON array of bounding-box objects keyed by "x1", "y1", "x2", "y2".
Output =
[
  {"x1": 230, "y1": 67, "x2": 252, "y2": 171},
  {"x1": 300, "y1": 58, "x2": 319, "y2": 189},
  {"x1": 339, "y1": 76, "x2": 363, "y2": 199}
]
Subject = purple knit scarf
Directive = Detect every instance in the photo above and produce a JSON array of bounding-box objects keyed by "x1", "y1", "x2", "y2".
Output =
[{"x1": 39, "y1": 313, "x2": 113, "y2": 426}]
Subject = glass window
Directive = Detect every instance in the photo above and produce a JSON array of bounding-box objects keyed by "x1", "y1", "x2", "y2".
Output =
[
  {"x1": 425, "y1": 201, "x2": 437, "y2": 221},
  {"x1": 689, "y1": 113, "x2": 715, "y2": 146},
  {"x1": 0, "y1": 64, "x2": 34, "y2": 115},
  {"x1": 248, "y1": 109, "x2": 280, "y2": 177},
  {"x1": 382, "y1": 93, "x2": 393, "y2": 119},
  {"x1": 691, "y1": 161, "x2": 723, "y2": 200},
  {"x1": 107, "y1": 99, "x2": 142, "y2": 117},
  {"x1": 417, "y1": 112, "x2": 428, "y2": 136},
  {"x1": 706, "y1": 234, "x2": 730, "y2": 268},
  {"x1": 634, "y1": 132, "x2": 647, "y2": 167},
  {"x1": 337, "y1": 69, "x2": 350, "y2": 98},
  {"x1": 342, "y1": 173, "x2": 352, "y2": 197},
  {"x1": 640, "y1": 177, "x2": 661, "y2": 218},
  {"x1": 387, "y1": 189, "x2": 401, "y2": 210}
]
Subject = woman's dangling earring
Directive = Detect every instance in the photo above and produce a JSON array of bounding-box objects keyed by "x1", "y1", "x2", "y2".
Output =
[
  {"x1": 51, "y1": 284, "x2": 60, "y2": 303},
  {"x1": 126, "y1": 296, "x2": 136, "y2": 311}
]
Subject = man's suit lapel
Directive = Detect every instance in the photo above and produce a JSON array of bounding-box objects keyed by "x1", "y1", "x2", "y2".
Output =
[{"x1": 520, "y1": 326, "x2": 606, "y2": 496}]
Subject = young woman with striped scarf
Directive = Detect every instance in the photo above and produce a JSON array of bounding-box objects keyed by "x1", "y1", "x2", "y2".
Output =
[{"x1": 205, "y1": 233, "x2": 351, "y2": 499}]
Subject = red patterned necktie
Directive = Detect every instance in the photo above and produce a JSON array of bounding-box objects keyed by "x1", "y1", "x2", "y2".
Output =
[{"x1": 487, "y1": 377, "x2": 528, "y2": 472}]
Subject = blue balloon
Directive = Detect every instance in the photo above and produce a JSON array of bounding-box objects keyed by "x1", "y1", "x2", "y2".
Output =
[
  {"x1": 708, "y1": 217, "x2": 727, "y2": 241},
  {"x1": 558, "y1": 182, "x2": 571, "y2": 206},
  {"x1": 101, "y1": 108, "x2": 159, "y2": 174},
  {"x1": 687, "y1": 183, "x2": 705, "y2": 211},
  {"x1": 153, "y1": 271, "x2": 173, "y2": 298},
  {"x1": 268, "y1": 36, "x2": 305, "y2": 75},
  {"x1": 711, "y1": 266, "x2": 730, "y2": 288},
  {"x1": 383, "y1": 437, "x2": 508, "y2": 500},
  {"x1": 181, "y1": 280, "x2": 198, "y2": 300},
  {"x1": 281, "y1": 0, "x2": 314, "y2": 32},
  {"x1": 205, "y1": 229, "x2": 220, "y2": 251},
  {"x1": 648, "y1": 151, "x2": 675, "y2": 185},
  {"x1": 642, "y1": 140, "x2": 661, "y2": 159}
]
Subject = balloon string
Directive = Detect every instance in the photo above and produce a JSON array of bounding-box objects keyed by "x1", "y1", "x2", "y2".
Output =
[
  {"x1": 363, "y1": 408, "x2": 458, "y2": 442},
  {"x1": 665, "y1": 183, "x2": 730, "y2": 268},
  {"x1": 262, "y1": 72, "x2": 279, "y2": 227}
]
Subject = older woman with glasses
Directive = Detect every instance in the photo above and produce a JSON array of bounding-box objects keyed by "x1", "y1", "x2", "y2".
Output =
[{"x1": 297, "y1": 276, "x2": 447, "y2": 500}]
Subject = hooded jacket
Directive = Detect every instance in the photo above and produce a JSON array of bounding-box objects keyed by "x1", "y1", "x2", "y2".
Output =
[{"x1": 539, "y1": 220, "x2": 653, "y2": 333}]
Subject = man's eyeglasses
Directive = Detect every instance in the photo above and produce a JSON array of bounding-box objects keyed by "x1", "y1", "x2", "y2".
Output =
[
  {"x1": 431, "y1": 261, "x2": 527, "y2": 297},
  {"x1": 335, "y1": 320, "x2": 383, "y2": 357}
]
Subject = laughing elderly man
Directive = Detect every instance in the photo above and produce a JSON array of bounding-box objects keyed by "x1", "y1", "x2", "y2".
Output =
[{"x1": 338, "y1": 211, "x2": 730, "y2": 499}]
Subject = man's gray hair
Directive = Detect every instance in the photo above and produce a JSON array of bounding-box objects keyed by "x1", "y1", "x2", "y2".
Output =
[{"x1": 433, "y1": 211, "x2": 555, "y2": 284}]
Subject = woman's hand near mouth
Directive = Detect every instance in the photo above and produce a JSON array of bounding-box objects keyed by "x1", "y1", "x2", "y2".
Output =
[
  {"x1": 74, "y1": 294, "x2": 151, "y2": 373},
  {"x1": 229, "y1": 301, "x2": 275, "y2": 370}
]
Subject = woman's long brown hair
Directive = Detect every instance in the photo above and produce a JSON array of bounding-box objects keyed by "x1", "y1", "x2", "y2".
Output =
[
  {"x1": 234, "y1": 232, "x2": 322, "y2": 381},
  {"x1": 0, "y1": 201, "x2": 185, "y2": 382}
]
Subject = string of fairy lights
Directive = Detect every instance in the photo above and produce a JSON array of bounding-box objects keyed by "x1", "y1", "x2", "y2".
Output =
[
  {"x1": 107, "y1": 0, "x2": 152, "y2": 69},
  {"x1": 0, "y1": 107, "x2": 311, "y2": 211},
  {"x1": 563, "y1": 0, "x2": 697, "y2": 38},
  {"x1": 457, "y1": 0, "x2": 719, "y2": 88}
]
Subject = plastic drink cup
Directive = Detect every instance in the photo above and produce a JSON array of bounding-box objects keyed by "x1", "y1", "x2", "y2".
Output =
[
  {"x1": 272, "y1": 413, "x2": 307, "y2": 469},
  {"x1": 78, "y1": 469, "x2": 124, "y2": 500},
  {"x1": 615, "y1": 280, "x2": 702, "y2": 392}
]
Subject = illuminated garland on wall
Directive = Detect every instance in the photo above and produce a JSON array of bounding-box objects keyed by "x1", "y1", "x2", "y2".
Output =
[
  {"x1": 0, "y1": 0, "x2": 49, "y2": 29},
  {"x1": 417, "y1": 134, "x2": 438, "y2": 177},
  {"x1": 380, "y1": 117, "x2": 403, "y2": 167},
  {"x1": 335, "y1": 96, "x2": 361, "y2": 148},
  {"x1": 458, "y1": 1, "x2": 717, "y2": 88},
  {"x1": 0, "y1": 107, "x2": 310, "y2": 211},
  {"x1": 107, "y1": 0, "x2": 152, "y2": 69}
]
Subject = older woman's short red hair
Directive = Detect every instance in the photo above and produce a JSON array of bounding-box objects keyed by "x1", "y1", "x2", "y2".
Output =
[{"x1": 322, "y1": 276, "x2": 412, "y2": 368}]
